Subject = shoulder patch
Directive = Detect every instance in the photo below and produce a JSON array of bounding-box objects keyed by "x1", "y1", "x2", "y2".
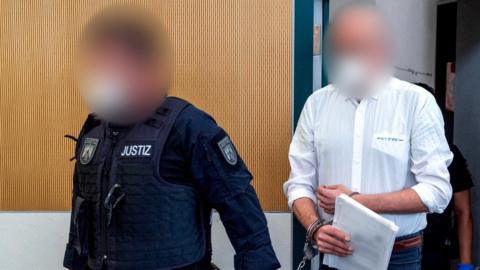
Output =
[
  {"x1": 217, "y1": 136, "x2": 237, "y2": 166},
  {"x1": 79, "y1": 138, "x2": 99, "y2": 165}
]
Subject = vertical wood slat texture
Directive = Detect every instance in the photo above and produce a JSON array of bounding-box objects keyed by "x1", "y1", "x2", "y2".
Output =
[{"x1": 0, "y1": 0, "x2": 292, "y2": 211}]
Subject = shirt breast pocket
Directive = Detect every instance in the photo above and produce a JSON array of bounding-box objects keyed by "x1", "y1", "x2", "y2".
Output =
[{"x1": 371, "y1": 133, "x2": 409, "y2": 160}]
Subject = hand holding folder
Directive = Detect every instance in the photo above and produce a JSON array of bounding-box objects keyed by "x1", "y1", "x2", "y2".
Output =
[{"x1": 323, "y1": 194, "x2": 399, "y2": 270}]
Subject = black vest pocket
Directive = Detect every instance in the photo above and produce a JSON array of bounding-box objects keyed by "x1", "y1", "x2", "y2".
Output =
[
  {"x1": 77, "y1": 163, "x2": 100, "y2": 201},
  {"x1": 72, "y1": 195, "x2": 89, "y2": 256}
]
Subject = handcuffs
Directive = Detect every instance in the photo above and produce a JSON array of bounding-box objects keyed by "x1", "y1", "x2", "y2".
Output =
[
  {"x1": 296, "y1": 192, "x2": 359, "y2": 270},
  {"x1": 296, "y1": 218, "x2": 333, "y2": 270}
]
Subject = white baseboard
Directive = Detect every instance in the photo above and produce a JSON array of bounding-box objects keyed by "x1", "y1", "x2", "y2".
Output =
[{"x1": 0, "y1": 212, "x2": 292, "y2": 270}]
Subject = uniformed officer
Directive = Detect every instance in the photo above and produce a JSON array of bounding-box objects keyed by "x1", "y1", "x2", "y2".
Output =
[{"x1": 63, "y1": 6, "x2": 280, "y2": 270}]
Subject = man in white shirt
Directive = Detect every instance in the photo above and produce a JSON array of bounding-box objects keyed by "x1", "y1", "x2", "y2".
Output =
[{"x1": 283, "y1": 3, "x2": 452, "y2": 270}]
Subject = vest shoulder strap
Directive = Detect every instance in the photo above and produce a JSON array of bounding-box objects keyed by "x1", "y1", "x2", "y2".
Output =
[
  {"x1": 148, "y1": 96, "x2": 190, "y2": 157},
  {"x1": 80, "y1": 114, "x2": 102, "y2": 136},
  {"x1": 76, "y1": 114, "x2": 102, "y2": 155},
  {"x1": 155, "y1": 96, "x2": 190, "y2": 118}
]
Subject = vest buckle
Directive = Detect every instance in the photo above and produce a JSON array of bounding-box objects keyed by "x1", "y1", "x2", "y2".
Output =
[{"x1": 104, "y1": 184, "x2": 125, "y2": 226}]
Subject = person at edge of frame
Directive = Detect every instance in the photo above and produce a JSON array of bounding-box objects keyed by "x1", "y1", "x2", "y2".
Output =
[
  {"x1": 415, "y1": 83, "x2": 475, "y2": 270},
  {"x1": 283, "y1": 3, "x2": 453, "y2": 270},
  {"x1": 63, "y1": 5, "x2": 280, "y2": 270}
]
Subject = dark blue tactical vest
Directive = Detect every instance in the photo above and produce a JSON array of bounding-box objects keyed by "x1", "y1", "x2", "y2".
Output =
[{"x1": 73, "y1": 97, "x2": 206, "y2": 270}]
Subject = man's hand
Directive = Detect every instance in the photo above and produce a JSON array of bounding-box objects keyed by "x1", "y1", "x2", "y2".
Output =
[
  {"x1": 314, "y1": 225, "x2": 353, "y2": 256},
  {"x1": 316, "y1": 185, "x2": 352, "y2": 214}
]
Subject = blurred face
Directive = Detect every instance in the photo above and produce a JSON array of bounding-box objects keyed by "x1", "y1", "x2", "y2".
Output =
[
  {"x1": 78, "y1": 41, "x2": 165, "y2": 124},
  {"x1": 329, "y1": 6, "x2": 393, "y2": 98}
]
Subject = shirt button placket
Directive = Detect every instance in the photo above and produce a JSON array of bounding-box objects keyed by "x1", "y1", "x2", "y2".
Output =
[{"x1": 351, "y1": 100, "x2": 367, "y2": 192}]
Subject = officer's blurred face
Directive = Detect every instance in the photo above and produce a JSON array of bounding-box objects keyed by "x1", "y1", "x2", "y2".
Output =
[
  {"x1": 77, "y1": 8, "x2": 169, "y2": 125},
  {"x1": 328, "y1": 5, "x2": 393, "y2": 98}
]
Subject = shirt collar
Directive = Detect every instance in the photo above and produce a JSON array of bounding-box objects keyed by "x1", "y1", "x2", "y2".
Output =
[
  {"x1": 343, "y1": 94, "x2": 379, "y2": 103},
  {"x1": 341, "y1": 77, "x2": 394, "y2": 102}
]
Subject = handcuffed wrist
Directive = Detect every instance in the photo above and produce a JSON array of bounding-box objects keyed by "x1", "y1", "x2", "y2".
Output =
[{"x1": 306, "y1": 218, "x2": 332, "y2": 244}]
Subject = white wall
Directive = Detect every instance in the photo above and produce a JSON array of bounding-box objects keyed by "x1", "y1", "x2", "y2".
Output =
[
  {"x1": 377, "y1": 0, "x2": 437, "y2": 86},
  {"x1": 330, "y1": 0, "x2": 437, "y2": 86},
  {"x1": 0, "y1": 212, "x2": 292, "y2": 270},
  {"x1": 0, "y1": 213, "x2": 70, "y2": 270}
]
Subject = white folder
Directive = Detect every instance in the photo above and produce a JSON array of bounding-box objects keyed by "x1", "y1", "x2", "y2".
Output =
[{"x1": 323, "y1": 194, "x2": 399, "y2": 270}]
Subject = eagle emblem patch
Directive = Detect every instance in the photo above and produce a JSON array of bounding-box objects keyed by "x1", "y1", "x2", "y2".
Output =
[
  {"x1": 217, "y1": 136, "x2": 237, "y2": 166},
  {"x1": 79, "y1": 138, "x2": 99, "y2": 165}
]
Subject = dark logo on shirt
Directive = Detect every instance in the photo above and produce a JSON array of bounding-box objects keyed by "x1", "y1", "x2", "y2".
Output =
[
  {"x1": 79, "y1": 138, "x2": 99, "y2": 165},
  {"x1": 375, "y1": 136, "x2": 404, "y2": 142},
  {"x1": 120, "y1": 144, "x2": 152, "y2": 157},
  {"x1": 218, "y1": 136, "x2": 237, "y2": 165}
]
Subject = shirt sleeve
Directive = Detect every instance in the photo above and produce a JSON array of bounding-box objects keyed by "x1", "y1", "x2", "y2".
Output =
[
  {"x1": 184, "y1": 109, "x2": 280, "y2": 269},
  {"x1": 283, "y1": 96, "x2": 318, "y2": 209},
  {"x1": 410, "y1": 94, "x2": 453, "y2": 213}
]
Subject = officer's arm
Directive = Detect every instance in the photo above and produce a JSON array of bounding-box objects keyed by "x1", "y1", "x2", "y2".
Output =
[
  {"x1": 180, "y1": 108, "x2": 280, "y2": 269},
  {"x1": 214, "y1": 185, "x2": 281, "y2": 270},
  {"x1": 190, "y1": 128, "x2": 280, "y2": 269},
  {"x1": 63, "y1": 168, "x2": 88, "y2": 270}
]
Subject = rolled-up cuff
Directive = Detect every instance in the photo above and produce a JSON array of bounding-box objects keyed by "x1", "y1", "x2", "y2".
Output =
[
  {"x1": 411, "y1": 183, "x2": 447, "y2": 213},
  {"x1": 287, "y1": 187, "x2": 317, "y2": 209}
]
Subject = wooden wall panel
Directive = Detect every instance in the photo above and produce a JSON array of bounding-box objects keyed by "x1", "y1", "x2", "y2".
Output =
[{"x1": 0, "y1": 0, "x2": 292, "y2": 211}]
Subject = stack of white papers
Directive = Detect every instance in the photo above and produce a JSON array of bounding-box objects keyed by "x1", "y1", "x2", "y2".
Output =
[{"x1": 323, "y1": 194, "x2": 399, "y2": 270}]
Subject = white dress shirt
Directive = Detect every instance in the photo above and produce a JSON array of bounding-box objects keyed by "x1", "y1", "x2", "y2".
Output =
[{"x1": 284, "y1": 77, "x2": 453, "y2": 236}]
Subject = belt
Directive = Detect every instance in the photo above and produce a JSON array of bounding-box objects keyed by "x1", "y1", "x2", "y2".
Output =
[{"x1": 393, "y1": 233, "x2": 423, "y2": 252}]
